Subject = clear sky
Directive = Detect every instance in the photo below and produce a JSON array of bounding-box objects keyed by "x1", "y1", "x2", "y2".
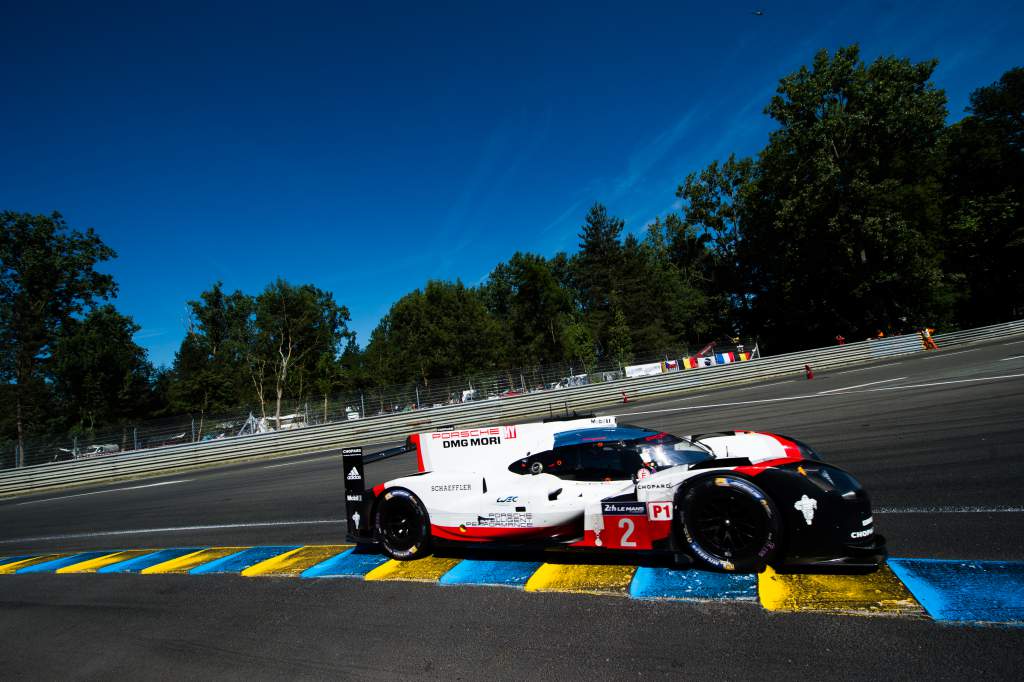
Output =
[{"x1": 2, "y1": 1, "x2": 1020, "y2": 368}]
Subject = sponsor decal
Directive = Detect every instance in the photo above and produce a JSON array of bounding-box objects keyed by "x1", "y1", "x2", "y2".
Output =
[
  {"x1": 850, "y1": 528, "x2": 874, "y2": 539},
  {"x1": 341, "y1": 447, "x2": 362, "y2": 455},
  {"x1": 346, "y1": 467, "x2": 362, "y2": 481},
  {"x1": 636, "y1": 468, "x2": 651, "y2": 480},
  {"x1": 602, "y1": 501, "x2": 646, "y2": 516},
  {"x1": 441, "y1": 436, "x2": 501, "y2": 448},
  {"x1": 496, "y1": 496, "x2": 518, "y2": 504},
  {"x1": 503, "y1": 426, "x2": 517, "y2": 439},
  {"x1": 465, "y1": 512, "x2": 534, "y2": 528},
  {"x1": 430, "y1": 484, "x2": 472, "y2": 492},
  {"x1": 636, "y1": 482, "x2": 674, "y2": 490},
  {"x1": 350, "y1": 511, "x2": 361, "y2": 528},
  {"x1": 713, "y1": 476, "x2": 765, "y2": 500},
  {"x1": 432, "y1": 427, "x2": 502, "y2": 440},
  {"x1": 862, "y1": 516, "x2": 873, "y2": 527},
  {"x1": 647, "y1": 502, "x2": 673, "y2": 521},
  {"x1": 589, "y1": 417, "x2": 614, "y2": 425},
  {"x1": 794, "y1": 494, "x2": 817, "y2": 525},
  {"x1": 346, "y1": 494, "x2": 362, "y2": 502}
]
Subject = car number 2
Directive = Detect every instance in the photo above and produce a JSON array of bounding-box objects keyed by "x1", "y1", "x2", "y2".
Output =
[{"x1": 618, "y1": 517, "x2": 637, "y2": 547}]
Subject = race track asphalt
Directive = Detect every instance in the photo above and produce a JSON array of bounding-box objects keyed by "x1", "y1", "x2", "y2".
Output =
[{"x1": 1, "y1": 337, "x2": 1022, "y2": 678}]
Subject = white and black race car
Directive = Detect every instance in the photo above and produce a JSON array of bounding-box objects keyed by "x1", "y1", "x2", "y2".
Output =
[{"x1": 343, "y1": 415, "x2": 886, "y2": 572}]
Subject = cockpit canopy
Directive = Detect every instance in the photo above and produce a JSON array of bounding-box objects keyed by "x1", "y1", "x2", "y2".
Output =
[{"x1": 508, "y1": 426, "x2": 713, "y2": 481}]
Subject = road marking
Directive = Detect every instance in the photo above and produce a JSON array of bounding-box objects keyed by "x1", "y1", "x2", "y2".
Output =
[
  {"x1": 0, "y1": 519, "x2": 346, "y2": 545},
  {"x1": 888, "y1": 558, "x2": 1024, "y2": 624},
  {"x1": 0, "y1": 554, "x2": 69, "y2": 574},
  {"x1": 835, "y1": 366, "x2": 884, "y2": 375},
  {"x1": 734, "y1": 381, "x2": 793, "y2": 392},
  {"x1": 15, "y1": 480, "x2": 191, "y2": 506},
  {"x1": 524, "y1": 563, "x2": 636, "y2": 595},
  {"x1": 817, "y1": 377, "x2": 906, "y2": 394},
  {"x1": 190, "y1": 546, "x2": 300, "y2": 574},
  {"x1": 1000, "y1": 355, "x2": 1024, "y2": 361},
  {"x1": 439, "y1": 559, "x2": 544, "y2": 587},
  {"x1": 301, "y1": 547, "x2": 390, "y2": 578},
  {"x1": 364, "y1": 556, "x2": 462, "y2": 581},
  {"x1": 876, "y1": 505, "x2": 1024, "y2": 514},
  {"x1": 921, "y1": 349, "x2": 975, "y2": 359},
  {"x1": 629, "y1": 567, "x2": 757, "y2": 600},
  {"x1": 57, "y1": 549, "x2": 155, "y2": 574},
  {"x1": 618, "y1": 371, "x2": 1024, "y2": 420},
  {"x1": 242, "y1": 545, "x2": 351, "y2": 576},
  {"x1": 866, "y1": 372, "x2": 1024, "y2": 393},
  {"x1": 263, "y1": 454, "x2": 342, "y2": 469},
  {"x1": 142, "y1": 547, "x2": 249, "y2": 574},
  {"x1": 757, "y1": 565, "x2": 922, "y2": 615}
]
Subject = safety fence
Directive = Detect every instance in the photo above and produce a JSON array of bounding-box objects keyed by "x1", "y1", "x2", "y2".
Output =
[{"x1": 0, "y1": 318, "x2": 1020, "y2": 498}]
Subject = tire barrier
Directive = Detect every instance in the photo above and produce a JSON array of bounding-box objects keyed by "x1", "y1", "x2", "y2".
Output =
[{"x1": 2, "y1": 318, "x2": 1021, "y2": 498}]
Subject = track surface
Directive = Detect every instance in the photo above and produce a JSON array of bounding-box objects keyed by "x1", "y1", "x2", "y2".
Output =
[{"x1": 2, "y1": 338, "x2": 1023, "y2": 678}]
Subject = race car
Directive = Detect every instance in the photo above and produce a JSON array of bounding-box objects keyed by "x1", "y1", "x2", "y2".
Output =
[{"x1": 342, "y1": 415, "x2": 886, "y2": 572}]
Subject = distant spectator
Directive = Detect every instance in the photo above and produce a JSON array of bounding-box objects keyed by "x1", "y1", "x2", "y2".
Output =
[
  {"x1": 920, "y1": 327, "x2": 939, "y2": 350},
  {"x1": 835, "y1": 334, "x2": 846, "y2": 345}
]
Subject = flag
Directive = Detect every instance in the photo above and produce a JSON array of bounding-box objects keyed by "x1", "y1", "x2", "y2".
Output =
[
  {"x1": 715, "y1": 352, "x2": 736, "y2": 364},
  {"x1": 662, "y1": 359, "x2": 679, "y2": 372},
  {"x1": 699, "y1": 356, "x2": 717, "y2": 368},
  {"x1": 738, "y1": 351, "x2": 751, "y2": 361},
  {"x1": 682, "y1": 357, "x2": 699, "y2": 369}
]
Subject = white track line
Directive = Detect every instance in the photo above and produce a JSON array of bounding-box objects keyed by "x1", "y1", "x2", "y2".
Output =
[
  {"x1": 921, "y1": 349, "x2": 975, "y2": 359},
  {"x1": 1000, "y1": 355, "x2": 1024, "y2": 361},
  {"x1": 835, "y1": 366, "x2": 887, "y2": 375},
  {"x1": 617, "y1": 372, "x2": 1024, "y2": 419},
  {"x1": 263, "y1": 457, "x2": 336, "y2": 469},
  {"x1": 734, "y1": 381, "x2": 794, "y2": 391},
  {"x1": 817, "y1": 377, "x2": 906, "y2": 394},
  {"x1": 15, "y1": 480, "x2": 191, "y2": 506},
  {"x1": 0, "y1": 519, "x2": 347, "y2": 545},
  {"x1": 876, "y1": 506, "x2": 1024, "y2": 514},
  {"x1": 866, "y1": 372, "x2": 1024, "y2": 393}
]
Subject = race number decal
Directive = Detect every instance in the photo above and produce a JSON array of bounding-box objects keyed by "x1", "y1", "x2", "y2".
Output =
[
  {"x1": 647, "y1": 502, "x2": 673, "y2": 521},
  {"x1": 602, "y1": 514, "x2": 652, "y2": 549}
]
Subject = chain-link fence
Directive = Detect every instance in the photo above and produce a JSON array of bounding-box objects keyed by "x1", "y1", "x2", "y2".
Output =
[{"x1": 1, "y1": 340, "x2": 757, "y2": 470}]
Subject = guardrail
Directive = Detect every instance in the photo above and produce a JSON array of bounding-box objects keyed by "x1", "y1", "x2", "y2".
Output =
[{"x1": 2, "y1": 318, "x2": 1021, "y2": 498}]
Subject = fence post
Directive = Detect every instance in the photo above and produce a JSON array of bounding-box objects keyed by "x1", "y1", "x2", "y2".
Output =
[
  {"x1": 415, "y1": 385, "x2": 421, "y2": 409},
  {"x1": 360, "y1": 391, "x2": 365, "y2": 418}
]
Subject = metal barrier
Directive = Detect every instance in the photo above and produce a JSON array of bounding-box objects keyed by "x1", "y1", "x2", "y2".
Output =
[{"x1": 1, "y1": 318, "x2": 1021, "y2": 498}]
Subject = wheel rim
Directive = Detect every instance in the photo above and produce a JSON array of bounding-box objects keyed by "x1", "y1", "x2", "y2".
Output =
[
  {"x1": 689, "y1": 488, "x2": 768, "y2": 559},
  {"x1": 380, "y1": 496, "x2": 420, "y2": 552}
]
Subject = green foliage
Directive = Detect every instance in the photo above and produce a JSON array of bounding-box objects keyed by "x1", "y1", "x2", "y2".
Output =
[
  {"x1": 733, "y1": 46, "x2": 954, "y2": 347},
  {"x1": 51, "y1": 305, "x2": 155, "y2": 432},
  {"x1": 0, "y1": 211, "x2": 117, "y2": 462},
  {"x1": 365, "y1": 280, "x2": 501, "y2": 388}
]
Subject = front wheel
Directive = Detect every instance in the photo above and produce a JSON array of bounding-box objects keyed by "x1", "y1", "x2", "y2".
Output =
[
  {"x1": 374, "y1": 488, "x2": 432, "y2": 560},
  {"x1": 677, "y1": 474, "x2": 780, "y2": 572}
]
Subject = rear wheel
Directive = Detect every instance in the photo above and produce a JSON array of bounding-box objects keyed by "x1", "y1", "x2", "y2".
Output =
[
  {"x1": 677, "y1": 474, "x2": 780, "y2": 572},
  {"x1": 374, "y1": 488, "x2": 431, "y2": 560}
]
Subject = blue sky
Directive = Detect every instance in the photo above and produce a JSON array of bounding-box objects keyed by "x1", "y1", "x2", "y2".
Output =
[{"x1": 2, "y1": 1, "x2": 1020, "y2": 368}]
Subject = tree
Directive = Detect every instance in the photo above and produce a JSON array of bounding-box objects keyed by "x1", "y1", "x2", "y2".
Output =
[
  {"x1": 571, "y1": 204, "x2": 625, "y2": 348},
  {"x1": 50, "y1": 305, "x2": 154, "y2": 435},
  {"x1": 736, "y1": 45, "x2": 952, "y2": 348},
  {"x1": 169, "y1": 282, "x2": 254, "y2": 435},
  {"x1": 942, "y1": 67, "x2": 1024, "y2": 325},
  {"x1": 0, "y1": 211, "x2": 116, "y2": 466},
  {"x1": 483, "y1": 252, "x2": 573, "y2": 366},
  {"x1": 253, "y1": 279, "x2": 350, "y2": 425},
  {"x1": 365, "y1": 280, "x2": 501, "y2": 389}
]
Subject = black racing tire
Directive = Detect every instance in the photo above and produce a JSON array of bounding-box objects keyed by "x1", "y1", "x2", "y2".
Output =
[
  {"x1": 677, "y1": 474, "x2": 781, "y2": 573},
  {"x1": 373, "y1": 487, "x2": 432, "y2": 560}
]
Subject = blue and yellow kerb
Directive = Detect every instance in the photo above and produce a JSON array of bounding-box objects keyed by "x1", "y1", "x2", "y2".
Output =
[{"x1": 1, "y1": 548, "x2": 1021, "y2": 626}]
